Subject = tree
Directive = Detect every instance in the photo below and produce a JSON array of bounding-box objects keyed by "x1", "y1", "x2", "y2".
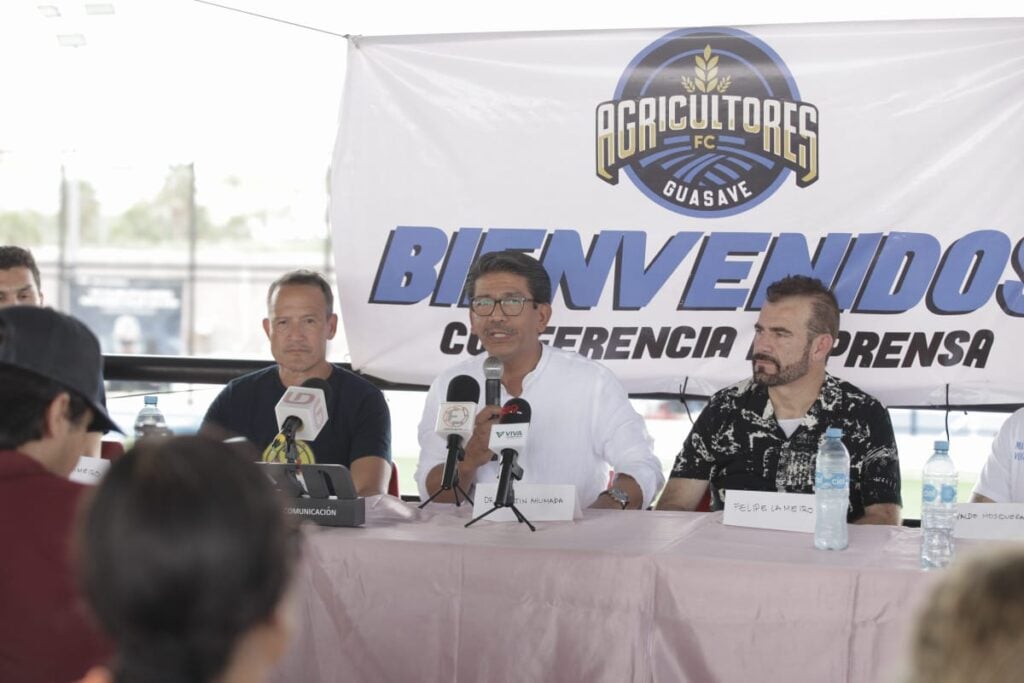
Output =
[
  {"x1": 0, "y1": 210, "x2": 50, "y2": 245},
  {"x1": 108, "y1": 164, "x2": 197, "y2": 244},
  {"x1": 107, "y1": 164, "x2": 252, "y2": 244}
]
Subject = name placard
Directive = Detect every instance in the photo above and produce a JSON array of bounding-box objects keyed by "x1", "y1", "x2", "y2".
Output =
[
  {"x1": 723, "y1": 490, "x2": 816, "y2": 533},
  {"x1": 472, "y1": 483, "x2": 581, "y2": 522},
  {"x1": 70, "y1": 456, "x2": 110, "y2": 485},
  {"x1": 954, "y1": 503, "x2": 1024, "y2": 540}
]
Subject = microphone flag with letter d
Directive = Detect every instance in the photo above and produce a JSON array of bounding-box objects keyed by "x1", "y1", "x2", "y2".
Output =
[{"x1": 274, "y1": 380, "x2": 329, "y2": 442}]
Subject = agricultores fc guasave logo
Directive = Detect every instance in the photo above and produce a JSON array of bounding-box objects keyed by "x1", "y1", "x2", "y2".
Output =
[{"x1": 596, "y1": 27, "x2": 818, "y2": 217}]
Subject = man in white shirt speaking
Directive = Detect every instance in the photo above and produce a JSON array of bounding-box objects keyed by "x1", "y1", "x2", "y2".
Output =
[{"x1": 414, "y1": 250, "x2": 664, "y2": 510}]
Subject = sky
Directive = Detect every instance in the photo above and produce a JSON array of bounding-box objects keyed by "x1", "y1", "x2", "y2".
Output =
[
  {"x1": 0, "y1": 0, "x2": 1019, "y2": 166},
  {"x1": 0, "y1": 0, "x2": 1019, "y2": 215}
]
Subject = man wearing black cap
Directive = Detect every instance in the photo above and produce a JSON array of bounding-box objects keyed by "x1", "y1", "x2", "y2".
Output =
[
  {"x1": 0, "y1": 306, "x2": 120, "y2": 683},
  {"x1": 0, "y1": 245, "x2": 105, "y2": 456}
]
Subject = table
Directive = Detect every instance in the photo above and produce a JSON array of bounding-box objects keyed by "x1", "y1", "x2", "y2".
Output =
[{"x1": 268, "y1": 500, "x2": 945, "y2": 683}]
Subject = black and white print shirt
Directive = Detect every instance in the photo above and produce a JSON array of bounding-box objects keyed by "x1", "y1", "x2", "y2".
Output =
[{"x1": 670, "y1": 373, "x2": 902, "y2": 521}]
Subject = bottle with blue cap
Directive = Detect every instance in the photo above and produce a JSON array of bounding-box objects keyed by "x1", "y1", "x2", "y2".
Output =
[
  {"x1": 921, "y1": 440, "x2": 957, "y2": 569},
  {"x1": 133, "y1": 395, "x2": 170, "y2": 441},
  {"x1": 814, "y1": 427, "x2": 850, "y2": 550}
]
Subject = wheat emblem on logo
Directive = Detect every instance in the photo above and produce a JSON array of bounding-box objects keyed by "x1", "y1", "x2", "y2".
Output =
[{"x1": 682, "y1": 44, "x2": 731, "y2": 94}]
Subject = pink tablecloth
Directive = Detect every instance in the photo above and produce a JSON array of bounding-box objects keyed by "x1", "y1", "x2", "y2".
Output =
[{"x1": 268, "y1": 501, "x2": 941, "y2": 683}]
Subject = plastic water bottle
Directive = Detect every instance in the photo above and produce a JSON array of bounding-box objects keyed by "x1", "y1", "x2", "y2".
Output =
[
  {"x1": 814, "y1": 427, "x2": 850, "y2": 550},
  {"x1": 134, "y1": 395, "x2": 170, "y2": 440},
  {"x1": 921, "y1": 440, "x2": 957, "y2": 570}
]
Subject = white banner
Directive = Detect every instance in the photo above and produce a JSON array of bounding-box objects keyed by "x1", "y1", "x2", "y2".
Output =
[{"x1": 332, "y1": 20, "x2": 1024, "y2": 406}]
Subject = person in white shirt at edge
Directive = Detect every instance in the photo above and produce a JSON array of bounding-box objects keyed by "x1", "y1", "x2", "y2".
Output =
[
  {"x1": 414, "y1": 250, "x2": 665, "y2": 510},
  {"x1": 971, "y1": 407, "x2": 1024, "y2": 503}
]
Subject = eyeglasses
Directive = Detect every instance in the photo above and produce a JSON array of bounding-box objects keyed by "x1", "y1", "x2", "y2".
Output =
[{"x1": 470, "y1": 296, "x2": 536, "y2": 317}]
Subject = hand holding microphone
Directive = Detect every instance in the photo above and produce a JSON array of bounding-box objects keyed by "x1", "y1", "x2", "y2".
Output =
[
  {"x1": 461, "y1": 404, "x2": 504, "y2": 469},
  {"x1": 483, "y1": 356, "x2": 503, "y2": 407},
  {"x1": 481, "y1": 356, "x2": 504, "y2": 462}
]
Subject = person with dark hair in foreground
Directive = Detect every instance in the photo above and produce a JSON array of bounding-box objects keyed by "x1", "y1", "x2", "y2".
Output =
[
  {"x1": 657, "y1": 275, "x2": 901, "y2": 523},
  {"x1": 906, "y1": 546, "x2": 1024, "y2": 683},
  {"x1": 0, "y1": 306, "x2": 120, "y2": 683},
  {"x1": 76, "y1": 436, "x2": 302, "y2": 683}
]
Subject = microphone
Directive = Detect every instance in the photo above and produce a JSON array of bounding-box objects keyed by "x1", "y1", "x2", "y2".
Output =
[
  {"x1": 435, "y1": 375, "x2": 480, "y2": 490},
  {"x1": 273, "y1": 378, "x2": 330, "y2": 458},
  {"x1": 483, "y1": 356, "x2": 503, "y2": 408},
  {"x1": 488, "y1": 398, "x2": 531, "y2": 507}
]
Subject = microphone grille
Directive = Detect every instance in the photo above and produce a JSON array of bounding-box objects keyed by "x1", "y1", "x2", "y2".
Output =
[
  {"x1": 483, "y1": 356, "x2": 503, "y2": 380},
  {"x1": 499, "y1": 398, "x2": 531, "y2": 424},
  {"x1": 447, "y1": 375, "x2": 481, "y2": 403}
]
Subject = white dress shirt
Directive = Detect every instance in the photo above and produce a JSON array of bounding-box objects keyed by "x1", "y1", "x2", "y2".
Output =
[
  {"x1": 973, "y1": 408, "x2": 1024, "y2": 503},
  {"x1": 415, "y1": 345, "x2": 665, "y2": 508}
]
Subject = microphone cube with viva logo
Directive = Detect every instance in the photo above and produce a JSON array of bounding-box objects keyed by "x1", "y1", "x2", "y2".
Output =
[
  {"x1": 275, "y1": 386, "x2": 328, "y2": 441},
  {"x1": 489, "y1": 424, "x2": 529, "y2": 454}
]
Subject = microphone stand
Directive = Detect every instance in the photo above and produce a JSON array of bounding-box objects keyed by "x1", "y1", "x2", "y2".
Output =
[
  {"x1": 281, "y1": 432, "x2": 304, "y2": 495},
  {"x1": 465, "y1": 450, "x2": 535, "y2": 532},
  {"x1": 284, "y1": 432, "x2": 299, "y2": 465},
  {"x1": 419, "y1": 441, "x2": 473, "y2": 508}
]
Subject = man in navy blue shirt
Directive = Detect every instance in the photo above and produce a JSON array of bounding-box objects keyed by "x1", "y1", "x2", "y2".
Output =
[{"x1": 201, "y1": 270, "x2": 392, "y2": 496}]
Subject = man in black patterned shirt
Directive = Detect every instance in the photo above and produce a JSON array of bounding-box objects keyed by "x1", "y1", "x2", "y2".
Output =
[{"x1": 657, "y1": 276, "x2": 901, "y2": 524}]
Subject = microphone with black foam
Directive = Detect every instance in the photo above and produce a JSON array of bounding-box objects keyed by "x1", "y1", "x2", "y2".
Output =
[
  {"x1": 272, "y1": 377, "x2": 331, "y2": 461},
  {"x1": 489, "y1": 398, "x2": 531, "y2": 507},
  {"x1": 483, "y1": 356, "x2": 503, "y2": 408},
  {"x1": 436, "y1": 374, "x2": 480, "y2": 491}
]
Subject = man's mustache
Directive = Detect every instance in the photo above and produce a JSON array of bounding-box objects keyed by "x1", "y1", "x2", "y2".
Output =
[{"x1": 752, "y1": 353, "x2": 779, "y2": 367}]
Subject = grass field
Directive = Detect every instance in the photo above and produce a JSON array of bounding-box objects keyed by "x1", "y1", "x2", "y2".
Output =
[
  {"x1": 898, "y1": 477, "x2": 977, "y2": 521},
  {"x1": 394, "y1": 456, "x2": 420, "y2": 497}
]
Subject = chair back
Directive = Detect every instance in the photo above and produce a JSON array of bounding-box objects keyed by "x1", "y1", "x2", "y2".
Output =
[
  {"x1": 100, "y1": 440, "x2": 125, "y2": 460},
  {"x1": 388, "y1": 461, "x2": 400, "y2": 497}
]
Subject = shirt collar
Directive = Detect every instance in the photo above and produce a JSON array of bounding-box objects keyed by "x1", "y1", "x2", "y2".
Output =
[
  {"x1": 747, "y1": 372, "x2": 839, "y2": 426},
  {"x1": 521, "y1": 343, "x2": 551, "y2": 392}
]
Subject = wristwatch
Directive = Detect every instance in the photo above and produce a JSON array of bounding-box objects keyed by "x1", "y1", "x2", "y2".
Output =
[{"x1": 601, "y1": 487, "x2": 630, "y2": 509}]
